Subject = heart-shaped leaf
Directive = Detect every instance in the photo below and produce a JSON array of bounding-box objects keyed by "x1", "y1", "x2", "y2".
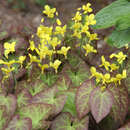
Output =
[
  {"x1": 16, "y1": 88, "x2": 32, "y2": 108},
  {"x1": 19, "y1": 103, "x2": 52, "y2": 129},
  {"x1": 0, "y1": 94, "x2": 17, "y2": 116},
  {"x1": 51, "y1": 112, "x2": 89, "y2": 130},
  {"x1": 90, "y1": 87, "x2": 114, "y2": 123},
  {"x1": 5, "y1": 115, "x2": 32, "y2": 130},
  {"x1": 109, "y1": 84, "x2": 128, "y2": 123},
  {"x1": 76, "y1": 79, "x2": 95, "y2": 119},
  {"x1": 31, "y1": 86, "x2": 67, "y2": 115}
]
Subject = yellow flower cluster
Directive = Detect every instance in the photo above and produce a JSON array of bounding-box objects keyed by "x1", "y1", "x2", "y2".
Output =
[
  {"x1": 90, "y1": 51, "x2": 127, "y2": 91},
  {"x1": 0, "y1": 42, "x2": 26, "y2": 82},
  {"x1": 71, "y1": 3, "x2": 98, "y2": 56},
  {"x1": 27, "y1": 5, "x2": 70, "y2": 74}
]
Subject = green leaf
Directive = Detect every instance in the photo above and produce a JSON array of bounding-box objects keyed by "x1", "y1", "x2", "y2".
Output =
[
  {"x1": 62, "y1": 90, "x2": 77, "y2": 116},
  {"x1": 16, "y1": 89, "x2": 32, "y2": 108},
  {"x1": 56, "y1": 73, "x2": 71, "y2": 91},
  {"x1": 116, "y1": 14, "x2": 130, "y2": 30},
  {"x1": 0, "y1": 94, "x2": 17, "y2": 116},
  {"x1": 19, "y1": 103, "x2": 52, "y2": 129},
  {"x1": 67, "y1": 66, "x2": 90, "y2": 87},
  {"x1": 5, "y1": 115, "x2": 32, "y2": 130},
  {"x1": 109, "y1": 84, "x2": 129, "y2": 123},
  {"x1": 0, "y1": 106, "x2": 8, "y2": 129},
  {"x1": 51, "y1": 113, "x2": 89, "y2": 130},
  {"x1": 40, "y1": 73, "x2": 58, "y2": 87},
  {"x1": 28, "y1": 80, "x2": 47, "y2": 96},
  {"x1": 107, "y1": 28, "x2": 130, "y2": 48},
  {"x1": 93, "y1": 0, "x2": 130, "y2": 29},
  {"x1": 31, "y1": 86, "x2": 67, "y2": 115},
  {"x1": 90, "y1": 88, "x2": 114, "y2": 123},
  {"x1": 76, "y1": 79, "x2": 95, "y2": 119}
]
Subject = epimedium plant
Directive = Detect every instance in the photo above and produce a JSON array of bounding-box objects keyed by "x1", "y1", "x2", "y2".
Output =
[{"x1": 0, "y1": 2, "x2": 129, "y2": 130}]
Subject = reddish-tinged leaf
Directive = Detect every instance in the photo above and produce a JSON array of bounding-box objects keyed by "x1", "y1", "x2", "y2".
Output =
[
  {"x1": 90, "y1": 87, "x2": 114, "y2": 123},
  {"x1": 76, "y1": 79, "x2": 95, "y2": 119},
  {"x1": 51, "y1": 112, "x2": 89, "y2": 130},
  {"x1": 31, "y1": 86, "x2": 67, "y2": 115},
  {"x1": 16, "y1": 88, "x2": 32, "y2": 108},
  {"x1": 109, "y1": 84, "x2": 128, "y2": 123},
  {"x1": 0, "y1": 94, "x2": 17, "y2": 116},
  {"x1": 118, "y1": 121, "x2": 130, "y2": 130},
  {"x1": 5, "y1": 115, "x2": 32, "y2": 130},
  {"x1": 56, "y1": 72, "x2": 71, "y2": 91},
  {"x1": 19, "y1": 103, "x2": 52, "y2": 129},
  {"x1": 0, "y1": 106, "x2": 8, "y2": 129}
]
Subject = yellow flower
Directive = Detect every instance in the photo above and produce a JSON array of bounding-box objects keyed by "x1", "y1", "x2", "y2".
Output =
[
  {"x1": 82, "y1": 44, "x2": 97, "y2": 56},
  {"x1": 56, "y1": 18, "x2": 62, "y2": 26},
  {"x1": 41, "y1": 18, "x2": 44, "y2": 23},
  {"x1": 99, "y1": 56, "x2": 110, "y2": 71},
  {"x1": 28, "y1": 40, "x2": 35, "y2": 51},
  {"x1": 72, "y1": 22, "x2": 81, "y2": 30},
  {"x1": 0, "y1": 59, "x2": 15, "y2": 67},
  {"x1": 90, "y1": 67, "x2": 103, "y2": 84},
  {"x1": 18, "y1": 56, "x2": 26, "y2": 67},
  {"x1": 88, "y1": 33, "x2": 99, "y2": 42},
  {"x1": 1, "y1": 66, "x2": 15, "y2": 82},
  {"x1": 43, "y1": 5, "x2": 56, "y2": 18},
  {"x1": 82, "y1": 3, "x2": 93, "y2": 14},
  {"x1": 101, "y1": 86, "x2": 106, "y2": 92},
  {"x1": 110, "y1": 63, "x2": 119, "y2": 72},
  {"x1": 102, "y1": 73, "x2": 111, "y2": 84},
  {"x1": 72, "y1": 11, "x2": 82, "y2": 22},
  {"x1": 50, "y1": 37, "x2": 61, "y2": 50},
  {"x1": 28, "y1": 54, "x2": 40, "y2": 64},
  {"x1": 36, "y1": 44, "x2": 53, "y2": 60},
  {"x1": 55, "y1": 25, "x2": 67, "y2": 37},
  {"x1": 81, "y1": 25, "x2": 89, "y2": 34},
  {"x1": 72, "y1": 31, "x2": 81, "y2": 39},
  {"x1": 37, "y1": 25, "x2": 53, "y2": 39},
  {"x1": 57, "y1": 46, "x2": 71, "y2": 59},
  {"x1": 85, "y1": 14, "x2": 96, "y2": 25},
  {"x1": 110, "y1": 51, "x2": 127, "y2": 64},
  {"x1": 38, "y1": 64, "x2": 49, "y2": 74},
  {"x1": 4, "y1": 41, "x2": 16, "y2": 58},
  {"x1": 111, "y1": 70, "x2": 126, "y2": 85},
  {"x1": 50, "y1": 60, "x2": 61, "y2": 73}
]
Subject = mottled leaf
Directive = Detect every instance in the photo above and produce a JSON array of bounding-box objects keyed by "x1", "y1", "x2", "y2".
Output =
[
  {"x1": 90, "y1": 87, "x2": 114, "y2": 123},
  {"x1": 31, "y1": 87, "x2": 67, "y2": 115},
  {"x1": 109, "y1": 84, "x2": 129, "y2": 123},
  {"x1": 19, "y1": 103, "x2": 52, "y2": 129},
  {"x1": 56, "y1": 73, "x2": 71, "y2": 91},
  {"x1": 51, "y1": 112, "x2": 89, "y2": 130},
  {"x1": 5, "y1": 115, "x2": 32, "y2": 130},
  {"x1": 16, "y1": 88, "x2": 32, "y2": 108},
  {"x1": 0, "y1": 94, "x2": 17, "y2": 116},
  {"x1": 62, "y1": 90, "x2": 77, "y2": 116},
  {"x1": 67, "y1": 66, "x2": 90, "y2": 87},
  {"x1": 76, "y1": 79, "x2": 95, "y2": 119}
]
